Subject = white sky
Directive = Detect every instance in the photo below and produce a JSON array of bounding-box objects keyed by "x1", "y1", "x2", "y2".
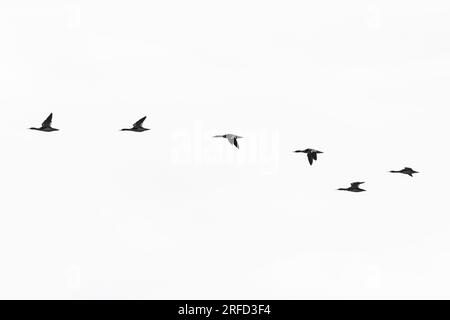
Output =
[{"x1": 0, "y1": 0, "x2": 449, "y2": 299}]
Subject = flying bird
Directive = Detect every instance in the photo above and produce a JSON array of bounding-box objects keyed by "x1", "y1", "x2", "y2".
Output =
[
  {"x1": 121, "y1": 116, "x2": 150, "y2": 132},
  {"x1": 29, "y1": 113, "x2": 59, "y2": 132},
  {"x1": 213, "y1": 134, "x2": 243, "y2": 149},
  {"x1": 390, "y1": 167, "x2": 419, "y2": 177},
  {"x1": 293, "y1": 148, "x2": 323, "y2": 165},
  {"x1": 338, "y1": 182, "x2": 366, "y2": 192}
]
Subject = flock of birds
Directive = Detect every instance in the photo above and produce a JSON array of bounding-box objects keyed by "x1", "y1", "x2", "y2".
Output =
[{"x1": 30, "y1": 113, "x2": 419, "y2": 192}]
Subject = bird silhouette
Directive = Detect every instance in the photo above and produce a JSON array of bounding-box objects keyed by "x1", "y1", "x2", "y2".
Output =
[
  {"x1": 213, "y1": 134, "x2": 243, "y2": 149},
  {"x1": 390, "y1": 167, "x2": 419, "y2": 177},
  {"x1": 293, "y1": 148, "x2": 323, "y2": 165},
  {"x1": 29, "y1": 113, "x2": 59, "y2": 132},
  {"x1": 121, "y1": 116, "x2": 150, "y2": 132},
  {"x1": 338, "y1": 182, "x2": 366, "y2": 192}
]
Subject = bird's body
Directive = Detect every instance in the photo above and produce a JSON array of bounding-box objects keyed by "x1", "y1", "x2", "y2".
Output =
[
  {"x1": 29, "y1": 113, "x2": 59, "y2": 132},
  {"x1": 293, "y1": 148, "x2": 323, "y2": 165},
  {"x1": 121, "y1": 116, "x2": 150, "y2": 132},
  {"x1": 338, "y1": 182, "x2": 366, "y2": 192},
  {"x1": 390, "y1": 167, "x2": 419, "y2": 177},
  {"x1": 213, "y1": 134, "x2": 243, "y2": 149}
]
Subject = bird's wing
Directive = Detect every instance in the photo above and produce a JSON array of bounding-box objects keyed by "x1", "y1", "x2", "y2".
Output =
[
  {"x1": 133, "y1": 116, "x2": 147, "y2": 128},
  {"x1": 351, "y1": 182, "x2": 364, "y2": 187},
  {"x1": 312, "y1": 152, "x2": 318, "y2": 161},
  {"x1": 233, "y1": 137, "x2": 239, "y2": 149},
  {"x1": 307, "y1": 152, "x2": 314, "y2": 165},
  {"x1": 42, "y1": 113, "x2": 53, "y2": 128}
]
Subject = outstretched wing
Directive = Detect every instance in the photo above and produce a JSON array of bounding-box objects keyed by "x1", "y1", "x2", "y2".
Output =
[
  {"x1": 233, "y1": 137, "x2": 239, "y2": 149},
  {"x1": 42, "y1": 113, "x2": 53, "y2": 128},
  {"x1": 307, "y1": 152, "x2": 313, "y2": 165},
  {"x1": 351, "y1": 182, "x2": 364, "y2": 188},
  {"x1": 133, "y1": 116, "x2": 147, "y2": 128}
]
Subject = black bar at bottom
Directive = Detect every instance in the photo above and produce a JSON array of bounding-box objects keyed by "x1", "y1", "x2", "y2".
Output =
[{"x1": 0, "y1": 300, "x2": 445, "y2": 318}]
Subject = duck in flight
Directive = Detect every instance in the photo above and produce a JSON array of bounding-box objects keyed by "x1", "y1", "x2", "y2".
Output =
[
  {"x1": 29, "y1": 113, "x2": 59, "y2": 132},
  {"x1": 213, "y1": 134, "x2": 243, "y2": 149},
  {"x1": 338, "y1": 182, "x2": 366, "y2": 192},
  {"x1": 390, "y1": 167, "x2": 419, "y2": 177},
  {"x1": 293, "y1": 148, "x2": 323, "y2": 165},
  {"x1": 121, "y1": 116, "x2": 150, "y2": 132}
]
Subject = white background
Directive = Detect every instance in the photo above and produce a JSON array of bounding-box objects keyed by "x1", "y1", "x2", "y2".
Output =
[{"x1": 0, "y1": 0, "x2": 449, "y2": 299}]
